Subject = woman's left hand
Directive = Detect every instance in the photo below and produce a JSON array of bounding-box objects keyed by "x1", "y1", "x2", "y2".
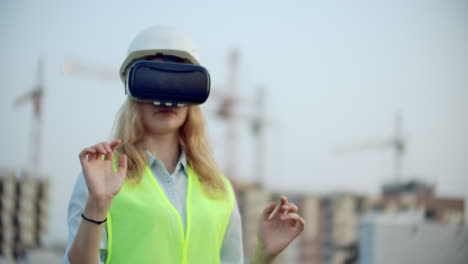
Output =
[{"x1": 254, "y1": 196, "x2": 305, "y2": 263}]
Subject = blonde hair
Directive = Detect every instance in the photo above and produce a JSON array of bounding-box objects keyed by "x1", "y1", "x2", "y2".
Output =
[{"x1": 113, "y1": 98, "x2": 226, "y2": 198}]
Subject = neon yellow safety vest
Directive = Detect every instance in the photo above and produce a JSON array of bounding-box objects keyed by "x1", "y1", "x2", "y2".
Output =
[{"x1": 106, "y1": 159, "x2": 235, "y2": 264}]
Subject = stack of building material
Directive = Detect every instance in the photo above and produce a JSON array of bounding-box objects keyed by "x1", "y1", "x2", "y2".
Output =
[
  {"x1": 16, "y1": 171, "x2": 37, "y2": 250},
  {"x1": 35, "y1": 179, "x2": 49, "y2": 246},
  {"x1": 0, "y1": 169, "x2": 16, "y2": 263},
  {"x1": 0, "y1": 169, "x2": 49, "y2": 263}
]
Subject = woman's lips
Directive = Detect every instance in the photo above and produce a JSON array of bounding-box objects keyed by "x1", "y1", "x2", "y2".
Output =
[{"x1": 155, "y1": 108, "x2": 176, "y2": 115}]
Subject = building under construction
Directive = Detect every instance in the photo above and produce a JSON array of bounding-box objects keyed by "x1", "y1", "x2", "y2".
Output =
[{"x1": 231, "y1": 178, "x2": 465, "y2": 264}]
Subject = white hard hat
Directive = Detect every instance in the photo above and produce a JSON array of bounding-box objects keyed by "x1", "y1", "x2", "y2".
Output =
[{"x1": 119, "y1": 25, "x2": 200, "y2": 84}]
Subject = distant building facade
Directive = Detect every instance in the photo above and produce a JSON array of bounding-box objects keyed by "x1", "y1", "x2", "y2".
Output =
[{"x1": 359, "y1": 214, "x2": 468, "y2": 264}]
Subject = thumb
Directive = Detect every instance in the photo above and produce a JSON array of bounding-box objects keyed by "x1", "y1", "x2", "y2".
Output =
[
  {"x1": 262, "y1": 202, "x2": 277, "y2": 220},
  {"x1": 117, "y1": 154, "x2": 127, "y2": 178}
]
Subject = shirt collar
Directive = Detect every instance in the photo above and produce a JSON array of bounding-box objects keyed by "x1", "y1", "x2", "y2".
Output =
[{"x1": 146, "y1": 148, "x2": 188, "y2": 174}]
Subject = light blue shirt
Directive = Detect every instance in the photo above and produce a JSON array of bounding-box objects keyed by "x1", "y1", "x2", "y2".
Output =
[
  {"x1": 147, "y1": 150, "x2": 189, "y2": 230},
  {"x1": 62, "y1": 149, "x2": 243, "y2": 264}
]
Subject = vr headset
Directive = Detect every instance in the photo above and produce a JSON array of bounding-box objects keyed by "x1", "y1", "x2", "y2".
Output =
[{"x1": 126, "y1": 60, "x2": 211, "y2": 106}]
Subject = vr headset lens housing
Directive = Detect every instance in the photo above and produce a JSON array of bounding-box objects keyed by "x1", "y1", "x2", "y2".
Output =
[{"x1": 126, "y1": 60, "x2": 211, "y2": 106}]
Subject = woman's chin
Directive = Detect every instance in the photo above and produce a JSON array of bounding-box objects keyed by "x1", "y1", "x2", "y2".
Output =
[{"x1": 147, "y1": 122, "x2": 181, "y2": 135}]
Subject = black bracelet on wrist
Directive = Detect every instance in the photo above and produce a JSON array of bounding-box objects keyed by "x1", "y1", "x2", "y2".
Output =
[{"x1": 81, "y1": 213, "x2": 107, "y2": 225}]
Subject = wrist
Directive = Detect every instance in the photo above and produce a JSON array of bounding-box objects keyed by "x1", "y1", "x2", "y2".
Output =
[
  {"x1": 84, "y1": 197, "x2": 111, "y2": 221},
  {"x1": 252, "y1": 242, "x2": 275, "y2": 264}
]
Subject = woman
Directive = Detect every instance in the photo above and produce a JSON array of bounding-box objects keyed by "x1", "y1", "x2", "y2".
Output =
[{"x1": 63, "y1": 25, "x2": 305, "y2": 264}]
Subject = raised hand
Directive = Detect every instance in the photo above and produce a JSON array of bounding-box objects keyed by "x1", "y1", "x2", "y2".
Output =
[
  {"x1": 253, "y1": 196, "x2": 305, "y2": 264},
  {"x1": 79, "y1": 140, "x2": 127, "y2": 219}
]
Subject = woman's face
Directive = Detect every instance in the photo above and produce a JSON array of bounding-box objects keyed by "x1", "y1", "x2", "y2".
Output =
[{"x1": 137, "y1": 56, "x2": 189, "y2": 135}]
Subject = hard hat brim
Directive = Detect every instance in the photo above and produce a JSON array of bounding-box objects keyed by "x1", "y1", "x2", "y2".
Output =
[{"x1": 119, "y1": 49, "x2": 200, "y2": 84}]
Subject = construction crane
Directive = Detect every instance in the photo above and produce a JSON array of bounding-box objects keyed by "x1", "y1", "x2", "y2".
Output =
[
  {"x1": 332, "y1": 112, "x2": 406, "y2": 182},
  {"x1": 218, "y1": 50, "x2": 239, "y2": 179},
  {"x1": 215, "y1": 51, "x2": 276, "y2": 183},
  {"x1": 14, "y1": 58, "x2": 45, "y2": 173},
  {"x1": 250, "y1": 86, "x2": 268, "y2": 184},
  {"x1": 62, "y1": 59, "x2": 118, "y2": 82}
]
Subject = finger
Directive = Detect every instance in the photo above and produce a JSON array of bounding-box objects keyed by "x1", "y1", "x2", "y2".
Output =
[
  {"x1": 92, "y1": 152, "x2": 102, "y2": 161},
  {"x1": 88, "y1": 151, "x2": 98, "y2": 162},
  {"x1": 79, "y1": 147, "x2": 96, "y2": 163},
  {"x1": 110, "y1": 139, "x2": 122, "y2": 151},
  {"x1": 88, "y1": 149, "x2": 99, "y2": 162},
  {"x1": 262, "y1": 203, "x2": 276, "y2": 220},
  {"x1": 281, "y1": 213, "x2": 301, "y2": 221},
  {"x1": 297, "y1": 217, "x2": 306, "y2": 231},
  {"x1": 96, "y1": 143, "x2": 109, "y2": 154},
  {"x1": 102, "y1": 142, "x2": 113, "y2": 160},
  {"x1": 108, "y1": 140, "x2": 122, "y2": 161},
  {"x1": 280, "y1": 196, "x2": 288, "y2": 205},
  {"x1": 79, "y1": 149, "x2": 87, "y2": 165},
  {"x1": 281, "y1": 202, "x2": 298, "y2": 213},
  {"x1": 268, "y1": 203, "x2": 281, "y2": 220},
  {"x1": 102, "y1": 142, "x2": 112, "y2": 153},
  {"x1": 104, "y1": 151, "x2": 113, "y2": 161},
  {"x1": 299, "y1": 217, "x2": 306, "y2": 226},
  {"x1": 280, "y1": 213, "x2": 302, "y2": 227},
  {"x1": 279, "y1": 196, "x2": 289, "y2": 215},
  {"x1": 79, "y1": 147, "x2": 96, "y2": 157},
  {"x1": 281, "y1": 212, "x2": 301, "y2": 221},
  {"x1": 263, "y1": 202, "x2": 276, "y2": 215}
]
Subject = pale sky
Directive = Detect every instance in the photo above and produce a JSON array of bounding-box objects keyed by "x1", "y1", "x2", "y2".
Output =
[{"x1": 1, "y1": 0, "x2": 467, "y2": 243}]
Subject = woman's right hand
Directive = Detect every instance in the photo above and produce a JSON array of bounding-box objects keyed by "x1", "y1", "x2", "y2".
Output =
[{"x1": 79, "y1": 140, "x2": 127, "y2": 219}]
